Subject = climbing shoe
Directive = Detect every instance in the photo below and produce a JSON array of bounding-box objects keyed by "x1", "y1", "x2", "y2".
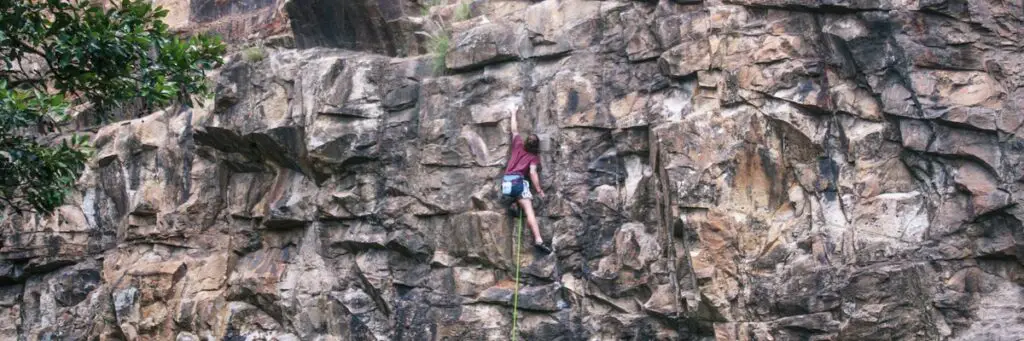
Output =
[{"x1": 533, "y1": 242, "x2": 552, "y2": 254}]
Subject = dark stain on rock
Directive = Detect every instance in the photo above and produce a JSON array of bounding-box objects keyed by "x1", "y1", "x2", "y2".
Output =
[
  {"x1": 919, "y1": 0, "x2": 970, "y2": 18},
  {"x1": 222, "y1": 324, "x2": 248, "y2": 341},
  {"x1": 127, "y1": 155, "x2": 142, "y2": 192},
  {"x1": 87, "y1": 187, "x2": 117, "y2": 254},
  {"x1": 394, "y1": 289, "x2": 438, "y2": 341},
  {"x1": 349, "y1": 309, "x2": 375, "y2": 338},
  {"x1": 566, "y1": 89, "x2": 580, "y2": 114},
  {"x1": 179, "y1": 106, "x2": 196, "y2": 204},
  {"x1": 124, "y1": 136, "x2": 145, "y2": 191},
  {"x1": 818, "y1": 156, "x2": 839, "y2": 201},
  {"x1": 0, "y1": 262, "x2": 26, "y2": 284},
  {"x1": 99, "y1": 159, "x2": 129, "y2": 218},
  {"x1": 286, "y1": 0, "x2": 400, "y2": 56},
  {"x1": 45, "y1": 235, "x2": 62, "y2": 256},
  {"x1": 757, "y1": 147, "x2": 784, "y2": 206},
  {"x1": 54, "y1": 269, "x2": 101, "y2": 307},
  {"x1": 171, "y1": 263, "x2": 188, "y2": 286}
]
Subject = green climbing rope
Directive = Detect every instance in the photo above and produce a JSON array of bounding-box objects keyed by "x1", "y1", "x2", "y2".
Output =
[{"x1": 511, "y1": 208, "x2": 523, "y2": 341}]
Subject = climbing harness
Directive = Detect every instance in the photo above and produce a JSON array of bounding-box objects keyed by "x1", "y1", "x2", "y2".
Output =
[{"x1": 510, "y1": 208, "x2": 524, "y2": 341}]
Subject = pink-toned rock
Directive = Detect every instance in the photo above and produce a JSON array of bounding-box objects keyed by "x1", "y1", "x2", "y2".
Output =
[{"x1": 4, "y1": 1, "x2": 1024, "y2": 340}]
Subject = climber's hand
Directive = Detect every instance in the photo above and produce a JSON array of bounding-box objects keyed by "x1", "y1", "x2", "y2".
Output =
[{"x1": 537, "y1": 190, "x2": 546, "y2": 199}]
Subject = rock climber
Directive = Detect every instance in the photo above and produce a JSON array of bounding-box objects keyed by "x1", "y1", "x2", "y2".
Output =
[{"x1": 501, "y1": 110, "x2": 552, "y2": 254}]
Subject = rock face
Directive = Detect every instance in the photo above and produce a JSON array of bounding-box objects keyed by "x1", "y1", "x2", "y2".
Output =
[{"x1": 3, "y1": 0, "x2": 1024, "y2": 340}]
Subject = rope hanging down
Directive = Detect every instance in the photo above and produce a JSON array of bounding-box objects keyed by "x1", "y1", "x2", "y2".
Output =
[{"x1": 511, "y1": 209, "x2": 524, "y2": 341}]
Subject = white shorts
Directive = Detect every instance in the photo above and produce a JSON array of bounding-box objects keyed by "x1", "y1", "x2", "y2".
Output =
[
  {"x1": 519, "y1": 180, "x2": 533, "y2": 200},
  {"x1": 501, "y1": 175, "x2": 532, "y2": 200}
]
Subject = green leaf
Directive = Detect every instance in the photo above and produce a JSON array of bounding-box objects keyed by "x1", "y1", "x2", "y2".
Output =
[{"x1": 0, "y1": 0, "x2": 224, "y2": 214}]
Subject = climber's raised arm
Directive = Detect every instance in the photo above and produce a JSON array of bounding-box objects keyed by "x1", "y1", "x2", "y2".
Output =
[{"x1": 510, "y1": 110, "x2": 519, "y2": 137}]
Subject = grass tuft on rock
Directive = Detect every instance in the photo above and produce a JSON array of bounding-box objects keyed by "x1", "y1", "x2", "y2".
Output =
[
  {"x1": 453, "y1": 1, "x2": 471, "y2": 21},
  {"x1": 428, "y1": 31, "x2": 450, "y2": 75},
  {"x1": 242, "y1": 46, "x2": 265, "y2": 62},
  {"x1": 420, "y1": 0, "x2": 442, "y2": 16}
]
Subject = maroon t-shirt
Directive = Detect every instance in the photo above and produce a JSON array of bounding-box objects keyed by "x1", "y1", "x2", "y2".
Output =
[{"x1": 505, "y1": 134, "x2": 540, "y2": 176}]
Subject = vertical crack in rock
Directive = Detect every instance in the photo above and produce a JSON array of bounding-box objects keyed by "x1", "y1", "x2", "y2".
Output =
[{"x1": 180, "y1": 105, "x2": 195, "y2": 205}]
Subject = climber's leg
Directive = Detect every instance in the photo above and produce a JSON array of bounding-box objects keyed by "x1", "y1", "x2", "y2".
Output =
[
  {"x1": 516, "y1": 197, "x2": 550, "y2": 253},
  {"x1": 516, "y1": 198, "x2": 540, "y2": 243}
]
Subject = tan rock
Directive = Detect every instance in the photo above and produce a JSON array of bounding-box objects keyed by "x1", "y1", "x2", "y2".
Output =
[
  {"x1": 5, "y1": 2, "x2": 1024, "y2": 340},
  {"x1": 659, "y1": 39, "x2": 711, "y2": 78},
  {"x1": 954, "y1": 162, "x2": 1012, "y2": 216},
  {"x1": 446, "y1": 22, "x2": 519, "y2": 71}
]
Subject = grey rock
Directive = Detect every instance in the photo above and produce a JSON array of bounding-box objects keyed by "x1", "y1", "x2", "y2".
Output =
[
  {"x1": 52, "y1": 269, "x2": 101, "y2": 307},
  {"x1": 175, "y1": 332, "x2": 200, "y2": 341},
  {"x1": 382, "y1": 83, "x2": 419, "y2": 112},
  {"x1": 477, "y1": 286, "x2": 514, "y2": 304},
  {"x1": 446, "y1": 22, "x2": 519, "y2": 71},
  {"x1": 3, "y1": 0, "x2": 1024, "y2": 340},
  {"x1": 516, "y1": 283, "x2": 565, "y2": 312}
]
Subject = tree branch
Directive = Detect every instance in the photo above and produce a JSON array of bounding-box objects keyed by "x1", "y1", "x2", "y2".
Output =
[
  {"x1": 7, "y1": 78, "x2": 47, "y2": 89},
  {"x1": 11, "y1": 38, "x2": 46, "y2": 59}
]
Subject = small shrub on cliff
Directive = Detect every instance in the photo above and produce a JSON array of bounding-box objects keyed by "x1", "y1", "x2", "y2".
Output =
[
  {"x1": 243, "y1": 46, "x2": 266, "y2": 62},
  {"x1": 0, "y1": 0, "x2": 225, "y2": 214},
  {"x1": 428, "y1": 31, "x2": 450, "y2": 75},
  {"x1": 420, "y1": 0, "x2": 442, "y2": 16},
  {"x1": 417, "y1": 17, "x2": 451, "y2": 75},
  {"x1": 453, "y1": 2, "x2": 472, "y2": 21}
]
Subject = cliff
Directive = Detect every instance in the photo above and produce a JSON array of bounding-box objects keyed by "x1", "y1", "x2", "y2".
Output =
[{"x1": 1, "y1": 0, "x2": 1023, "y2": 340}]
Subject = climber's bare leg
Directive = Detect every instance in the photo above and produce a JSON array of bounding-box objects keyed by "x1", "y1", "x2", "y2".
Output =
[{"x1": 516, "y1": 197, "x2": 543, "y2": 245}]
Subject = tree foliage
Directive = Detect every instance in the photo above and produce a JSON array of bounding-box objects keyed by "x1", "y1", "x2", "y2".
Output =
[{"x1": 0, "y1": 0, "x2": 225, "y2": 214}]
